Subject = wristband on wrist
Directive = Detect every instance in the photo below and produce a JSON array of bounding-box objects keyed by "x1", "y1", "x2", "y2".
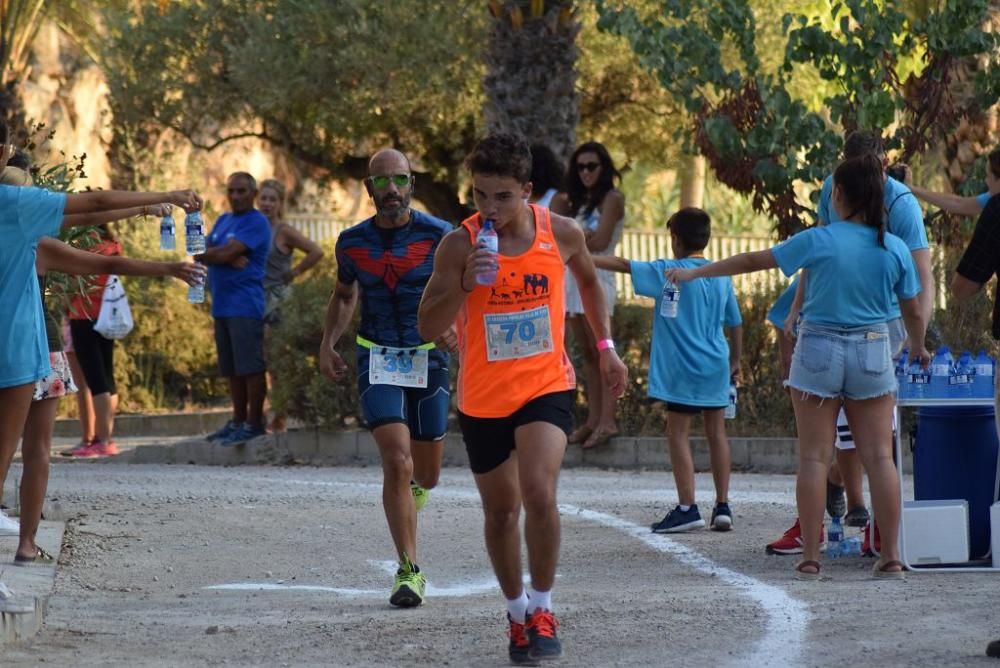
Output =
[{"x1": 596, "y1": 338, "x2": 615, "y2": 351}]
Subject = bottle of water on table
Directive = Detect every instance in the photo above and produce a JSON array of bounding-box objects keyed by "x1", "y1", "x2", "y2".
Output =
[
  {"x1": 950, "y1": 351, "x2": 974, "y2": 399},
  {"x1": 929, "y1": 347, "x2": 953, "y2": 399},
  {"x1": 974, "y1": 350, "x2": 995, "y2": 399},
  {"x1": 475, "y1": 218, "x2": 498, "y2": 286},
  {"x1": 908, "y1": 355, "x2": 929, "y2": 400}
]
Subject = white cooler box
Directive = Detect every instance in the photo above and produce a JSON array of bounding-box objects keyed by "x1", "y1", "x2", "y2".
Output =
[{"x1": 903, "y1": 499, "x2": 969, "y2": 565}]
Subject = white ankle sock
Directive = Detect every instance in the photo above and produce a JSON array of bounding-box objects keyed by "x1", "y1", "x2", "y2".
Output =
[
  {"x1": 527, "y1": 587, "x2": 552, "y2": 614},
  {"x1": 506, "y1": 591, "x2": 529, "y2": 623},
  {"x1": 679, "y1": 504, "x2": 692, "y2": 512}
]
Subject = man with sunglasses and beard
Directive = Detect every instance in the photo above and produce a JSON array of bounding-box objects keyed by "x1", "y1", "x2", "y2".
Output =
[
  {"x1": 320, "y1": 149, "x2": 455, "y2": 608},
  {"x1": 197, "y1": 172, "x2": 273, "y2": 446}
]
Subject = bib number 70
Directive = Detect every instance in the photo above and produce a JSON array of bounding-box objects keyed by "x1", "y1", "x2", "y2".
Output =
[{"x1": 499, "y1": 320, "x2": 536, "y2": 344}]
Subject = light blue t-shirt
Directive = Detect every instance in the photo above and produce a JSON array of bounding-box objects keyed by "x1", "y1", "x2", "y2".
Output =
[
  {"x1": 771, "y1": 223, "x2": 921, "y2": 327},
  {"x1": 631, "y1": 258, "x2": 742, "y2": 406},
  {"x1": 769, "y1": 175, "x2": 928, "y2": 325},
  {"x1": 976, "y1": 192, "x2": 991, "y2": 209},
  {"x1": 207, "y1": 209, "x2": 272, "y2": 319},
  {"x1": 0, "y1": 185, "x2": 67, "y2": 387}
]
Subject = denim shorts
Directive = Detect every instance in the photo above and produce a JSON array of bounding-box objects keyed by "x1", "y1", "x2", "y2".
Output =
[{"x1": 788, "y1": 322, "x2": 896, "y2": 401}]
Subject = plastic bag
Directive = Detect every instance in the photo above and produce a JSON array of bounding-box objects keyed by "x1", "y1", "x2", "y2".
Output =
[{"x1": 93, "y1": 275, "x2": 134, "y2": 340}]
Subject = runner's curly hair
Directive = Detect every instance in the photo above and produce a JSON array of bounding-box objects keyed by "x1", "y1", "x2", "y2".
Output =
[{"x1": 465, "y1": 133, "x2": 532, "y2": 183}]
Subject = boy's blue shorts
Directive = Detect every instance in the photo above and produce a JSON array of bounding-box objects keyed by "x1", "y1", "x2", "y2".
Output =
[{"x1": 356, "y1": 361, "x2": 450, "y2": 442}]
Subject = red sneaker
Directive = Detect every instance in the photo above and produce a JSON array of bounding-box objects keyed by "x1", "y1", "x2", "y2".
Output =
[
  {"x1": 66, "y1": 440, "x2": 98, "y2": 457},
  {"x1": 77, "y1": 439, "x2": 119, "y2": 458},
  {"x1": 765, "y1": 518, "x2": 828, "y2": 555},
  {"x1": 862, "y1": 520, "x2": 881, "y2": 556}
]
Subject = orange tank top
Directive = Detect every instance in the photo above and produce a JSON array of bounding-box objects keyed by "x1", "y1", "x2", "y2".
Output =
[{"x1": 457, "y1": 204, "x2": 575, "y2": 417}]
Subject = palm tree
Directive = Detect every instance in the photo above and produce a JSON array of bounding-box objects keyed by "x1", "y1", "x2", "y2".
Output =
[{"x1": 482, "y1": 0, "x2": 580, "y2": 159}]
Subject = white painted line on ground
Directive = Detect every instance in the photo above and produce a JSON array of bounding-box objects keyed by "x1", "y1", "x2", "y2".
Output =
[
  {"x1": 561, "y1": 503, "x2": 809, "y2": 668},
  {"x1": 245, "y1": 475, "x2": 809, "y2": 666}
]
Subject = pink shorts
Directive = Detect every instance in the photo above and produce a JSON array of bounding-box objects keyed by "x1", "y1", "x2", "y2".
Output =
[{"x1": 33, "y1": 352, "x2": 78, "y2": 401}]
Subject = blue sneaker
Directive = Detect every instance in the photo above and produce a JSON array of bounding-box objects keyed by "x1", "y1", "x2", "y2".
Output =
[
  {"x1": 651, "y1": 505, "x2": 705, "y2": 533},
  {"x1": 220, "y1": 422, "x2": 266, "y2": 447},
  {"x1": 206, "y1": 420, "x2": 238, "y2": 442}
]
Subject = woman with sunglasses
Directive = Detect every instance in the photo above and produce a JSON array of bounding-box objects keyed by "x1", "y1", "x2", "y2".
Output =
[{"x1": 552, "y1": 142, "x2": 625, "y2": 449}]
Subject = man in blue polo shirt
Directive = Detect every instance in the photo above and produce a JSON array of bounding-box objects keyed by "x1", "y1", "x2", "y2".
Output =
[{"x1": 196, "y1": 172, "x2": 272, "y2": 446}]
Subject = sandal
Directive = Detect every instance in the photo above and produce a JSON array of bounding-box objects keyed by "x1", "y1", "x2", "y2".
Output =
[
  {"x1": 581, "y1": 428, "x2": 619, "y2": 450},
  {"x1": 567, "y1": 425, "x2": 594, "y2": 445},
  {"x1": 871, "y1": 559, "x2": 906, "y2": 580},
  {"x1": 13, "y1": 546, "x2": 54, "y2": 567},
  {"x1": 793, "y1": 560, "x2": 822, "y2": 581}
]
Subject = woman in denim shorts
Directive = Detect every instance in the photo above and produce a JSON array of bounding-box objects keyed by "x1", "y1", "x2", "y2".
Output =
[{"x1": 667, "y1": 154, "x2": 931, "y2": 581}]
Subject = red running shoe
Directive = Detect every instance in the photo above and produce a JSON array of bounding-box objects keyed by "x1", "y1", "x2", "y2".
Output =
[
  {"x1": 507, "y1": 614, "x2": 531, "y2": 664},
  {"x1": 765, "y1": 518, "x2": 828, "y2": 555},
  {"x1": 862, "y1": 520, "x2": 881, "y2": 556}
]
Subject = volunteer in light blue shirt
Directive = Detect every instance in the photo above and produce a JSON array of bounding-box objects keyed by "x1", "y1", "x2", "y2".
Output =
[
  {"x1": 631, "y1": 258, "x2": 741, "y2": 406},
  {"x1": 592, "y1": 207, "x2": 742, "y2": 534},
  {"x1": 902, "y1": 148, "x2": 1000, "y2": 220},
  {"x1": 0, "y1": 184, "x2": 66, "y2": 387},
  {"x1": 666, "y1": 154, "x2": 929, "y2": 581}
]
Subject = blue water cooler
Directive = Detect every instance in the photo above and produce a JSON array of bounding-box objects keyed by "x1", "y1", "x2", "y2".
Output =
[{"x1": 913, "y1": 406, "x2": 1000, "y2": 559}]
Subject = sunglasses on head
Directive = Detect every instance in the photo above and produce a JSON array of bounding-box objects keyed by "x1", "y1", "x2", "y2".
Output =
[
  {"x1": 577, "y1": 161, "x2": 600, "y2": 173},
  {"x1": 367, "y1": 174, "x2": 411, "y2": 189}
]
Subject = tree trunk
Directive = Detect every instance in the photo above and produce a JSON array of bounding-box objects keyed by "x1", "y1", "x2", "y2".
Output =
[
  {"x1": 482, "y1": 1, "x2": 580, "y2": 160},
  {"x1": 679, "y1": 153, "x2": 706, "y2": 209}
]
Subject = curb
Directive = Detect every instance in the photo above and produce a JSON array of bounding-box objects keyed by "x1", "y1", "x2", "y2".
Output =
[
  {"x1": 111, "y1": 429, "x2": 916, "y2": 474},
  {"x1": 0, "y1": 521, "x2": 65, "y2": 645},
  {"x1": 54, "y1": 410, "x2": 230, "y2": 439}
]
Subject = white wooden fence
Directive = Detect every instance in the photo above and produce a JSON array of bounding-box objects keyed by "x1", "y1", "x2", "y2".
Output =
[{"x1": 288, "y1": 214, "x2": 946, "y2": 304}]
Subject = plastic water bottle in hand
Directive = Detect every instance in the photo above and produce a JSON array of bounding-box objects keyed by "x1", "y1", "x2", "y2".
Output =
[
  {"x1": 827, "y1": 517, "x2": 844, "y2": 558},
  {"x1": 475, "y1": 219, "x2": 498, "y2": 286},
  {"x1": 895, "y1": 348, "x2": 909, "y2": 400},
  {"x1": 907, "y1": 355, "x2": 929, "y2": 400},
  {"x1": 724, "y1": 384, "x2": 737, "y2": 419},
  {"x1": 660, "y1": 279, "x2": 680, "y2": 318},
  {"x1": 188, "y1": 262, "x2": 206, "y2": 304},
  {"x1": 185, "y1": 211, "x2": 206, "y2": 255},
  {"x1": 159, "y1": 211, "x2": 176, "y2": 251},
  {"x1": 974, "y1": 350, "x2": 995, "y2": 399}
]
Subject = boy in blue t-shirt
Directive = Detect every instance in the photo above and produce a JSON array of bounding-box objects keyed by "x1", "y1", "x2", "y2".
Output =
[{"x1": 593, "y1": 208, "x2": 742, "y2": 533}]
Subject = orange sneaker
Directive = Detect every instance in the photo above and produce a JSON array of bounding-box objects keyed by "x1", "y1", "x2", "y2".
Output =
[{"x1": 508, "y1": 614, "x2": 531, "y2": 664}]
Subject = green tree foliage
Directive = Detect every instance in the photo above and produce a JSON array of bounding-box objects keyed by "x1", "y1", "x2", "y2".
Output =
[
  {"x1": 100, "y1": 0, "x2": 487, "y2": 221},
  {"x1": 597, "y1": 0, "x2": 1000, "y2": 238}
]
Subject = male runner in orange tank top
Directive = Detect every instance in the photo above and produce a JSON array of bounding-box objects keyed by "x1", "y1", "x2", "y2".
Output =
[{"x1": 418, "y1": 133, "x2": 627, "y2": 664}]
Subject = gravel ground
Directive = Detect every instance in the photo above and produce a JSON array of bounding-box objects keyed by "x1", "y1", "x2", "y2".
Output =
[{"x1": 0, "y1": 462, "x2": 998, "y2": 667}]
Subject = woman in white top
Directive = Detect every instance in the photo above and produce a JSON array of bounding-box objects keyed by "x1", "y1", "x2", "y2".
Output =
[
  {"x1": 529, "y1": 144, "x2": 564, "y2": 209},
  {"x1": 553, "y1": 142, "x2": 626, "y2": 449}
]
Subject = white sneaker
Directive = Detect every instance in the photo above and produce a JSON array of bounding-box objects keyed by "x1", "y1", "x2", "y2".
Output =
[{"x1": 0, "y1": 510, "x2": 20, "y2": 536}]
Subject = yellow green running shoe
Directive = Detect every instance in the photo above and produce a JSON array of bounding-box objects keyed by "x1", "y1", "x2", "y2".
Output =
[
  {"x1": 389, "y1": 555, "x2": 426, "y2": 608},
  {"x1": 410, "y1": 482, "x2": 429, "y2": 512}
]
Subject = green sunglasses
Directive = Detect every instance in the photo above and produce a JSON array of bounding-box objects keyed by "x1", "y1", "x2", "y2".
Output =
[{"x1": 366, "y1": 174, "x2": 412, "y2": 189}]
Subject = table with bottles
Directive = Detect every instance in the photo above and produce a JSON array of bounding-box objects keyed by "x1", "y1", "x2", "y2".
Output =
[{"x1": 893, "y1": 347, "x2": 1000, "y2": 572}]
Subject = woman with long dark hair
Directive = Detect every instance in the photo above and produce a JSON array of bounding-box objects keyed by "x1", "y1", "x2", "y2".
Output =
[
  {"x1": 553, "y1": 141, "x2": 625, "y2": 449},
  {"x1": 666, "y1": 154, "x2": 929, "y2": 581}
]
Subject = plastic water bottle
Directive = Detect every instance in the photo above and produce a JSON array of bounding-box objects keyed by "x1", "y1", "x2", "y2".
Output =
[
  {"x1": 974, "y1": 350, "x2": 995, "y2": 399},
  {"x1": 185, "y1": 211, "x2": 206, "y2": 255},
  {"x1": 724, "y1": 384, "x2": 737, "y2": 419},
  {"x1": 660, "y1": 280, "x2": 680, "y2": 318},
  {"x1": 827, "y1": 517, "x2": 844, "y2": 558},
  {"x1": 929, "y1": 347, "x2": 953, "y2": 399},
  {"x1": 907, "y1": 355, "x2": 929, "y2": 400},
  {"x1": 475, "y1": 219, "x2": 498, "y2": 286},
  {"x1": 950, "y1": 351, "x2": 975, "y2": 399},
  {"x1": 895, "y1": 348, "x2": 909, "y2": 399},
  {"x1": 159, "y1": 212, "x2": 176, "y2": 251},
  {"x1": 188, "y1": 262, "x2": 206, "y2": 304},
  {"x1": 841, "y1": 535, "x2": 862, "y2": 557}
]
